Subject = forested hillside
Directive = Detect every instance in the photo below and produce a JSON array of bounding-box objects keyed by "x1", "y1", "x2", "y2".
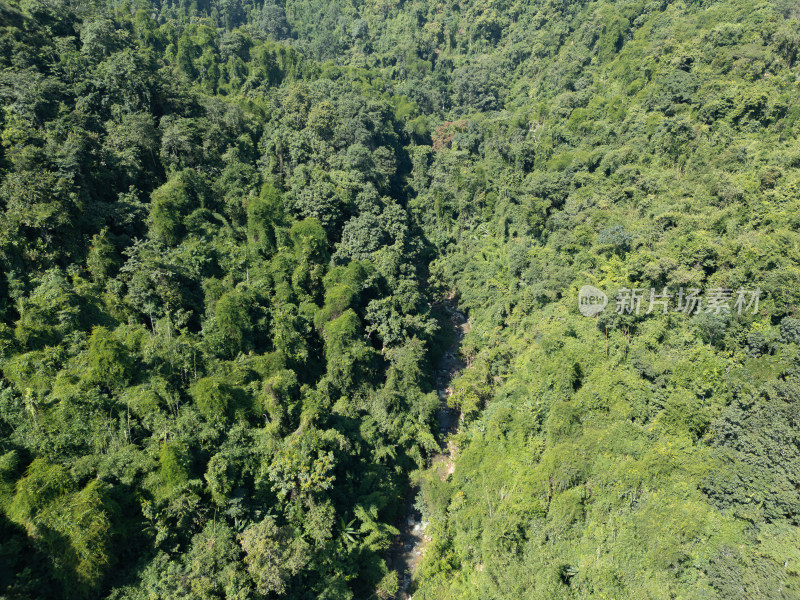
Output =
[{"x1": 0, "y1": 0, "x2": 799, "y2": 598}]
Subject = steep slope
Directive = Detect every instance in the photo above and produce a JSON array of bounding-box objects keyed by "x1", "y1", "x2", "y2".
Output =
[{"x1": 0, "y1": 0, "x2": 799, "y2": 598}]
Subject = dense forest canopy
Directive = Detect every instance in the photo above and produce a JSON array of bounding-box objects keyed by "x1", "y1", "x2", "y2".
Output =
[{"x1": 0, "y1": 0, "x2": 799, "y2": 598}]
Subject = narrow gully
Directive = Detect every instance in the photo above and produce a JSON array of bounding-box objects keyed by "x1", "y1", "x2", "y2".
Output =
[{"x1": 389, "y1": 299, "x2": 468, "y2": 599}]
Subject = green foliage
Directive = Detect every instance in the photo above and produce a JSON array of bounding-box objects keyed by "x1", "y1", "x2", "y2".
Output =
[
  {"x1": 247, "y1": 183, "x2": 283, "y2": 255},
  {"x1": 190, "y1": 376, "x2": 251, "y2": 425},
  {"x1": 7, "y1": 459, "x2": 72, "y2": 526},
  {"x1": 84, "y1": 327, "x2": 132, "y2": 390},
  {"x1": 315, "y1": 260, "x2": 376, "y2": 327},
  {"x1": 239, "y1": 516, "x2": 310, "y2": 595},
  {"x1": 149, "y1": 172, "x2": 198, "y2": 246},
  {"x1": 158, "y1": 442, "x2": 191, "y2": 492},
  {"x1": 207, "y1": 289, "x2": 255, "y2": 358},
  {"x1": 87, "y1": 229, "x2": 121, "y2": 283},
  {"x1": 13, "y1": 270, "x2": 80, "y2": 350},
  {"x1": 2, "y1": 0, "x2": 800, "y2": 597},
  {"x1": 1, "y1": 3, "x2": 443, "y2": 597},
  {"x1": 8, "y1": 460, "x2": 115, "y2": 597},
  {"x1": 0, "y1": 450, "x2": 20, "y2": 511}
]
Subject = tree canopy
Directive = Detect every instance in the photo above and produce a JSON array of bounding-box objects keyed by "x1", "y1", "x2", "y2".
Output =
[{"x1": 1, "y1": 0, "x2": 800, "y2": 598}]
